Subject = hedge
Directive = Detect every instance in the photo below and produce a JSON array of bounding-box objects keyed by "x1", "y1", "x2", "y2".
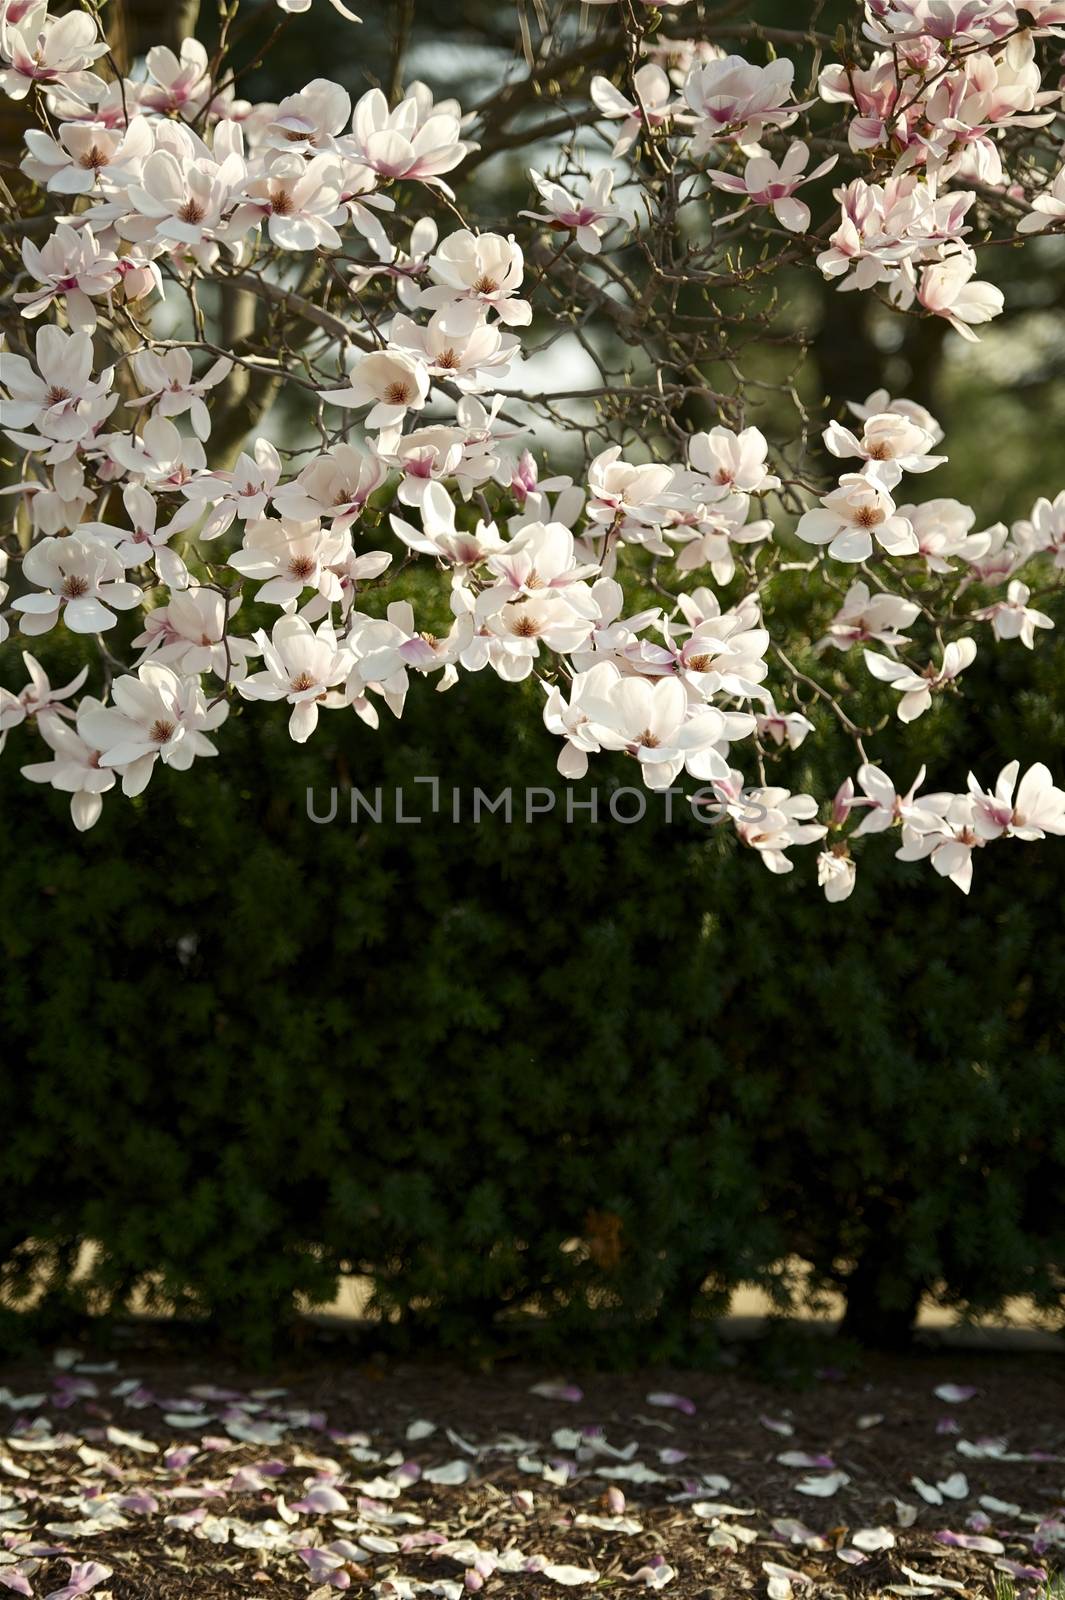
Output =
[{"x1": 1, "y1": 619, "x2": 1063, "y2": 1361}]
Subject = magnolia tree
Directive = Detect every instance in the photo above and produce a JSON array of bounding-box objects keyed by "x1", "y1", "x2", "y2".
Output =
[{"x1": 3, "y1": 0, "x2": 1065, "y2": 901}]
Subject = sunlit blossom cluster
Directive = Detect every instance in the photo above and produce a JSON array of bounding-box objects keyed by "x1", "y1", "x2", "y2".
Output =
[{"x1": 3, "y1": 0, "x2": 1065, "y2": 901}]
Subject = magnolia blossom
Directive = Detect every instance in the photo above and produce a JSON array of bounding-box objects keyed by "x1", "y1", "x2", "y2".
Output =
[
  {"x1": 1, "y1": 0, "x2": 1064, "y2": 904},
  {"x1": 586, "y1": 447, "x2": 675, "y2": 529},
  {"x1": 14, "y1": 535, "x2": 142, "y2": 635},
  {"x1": 917, "y1": 251, "x2": 1004, "y2": 339},
  {"x1": 864, "y1": 638, "x2": 978, "y2": 721},
  {"x1": 716, "y1": 774, "x2": 827, "y2": 874},
  {"x1": 0, "y1": 325, "x2": 114, "y2": 447},
  {"x1": 972, "y1": 579, "x2": 1054, "y2": 646},
  {"x1": 896, "y1": 794, "x2": 983, "y2": 894},
  {"x1": 796, "y1": 474, "x2": 918, "y2": 562},
  {"x1": 579, "y1": 674, "x2": 733, "y2": 789},
  {"x1": 348, "y1": 85, "x2": 475, "y2": 192},
  {"x1": 228, "y1": 518, "x2": 351, "y2": 607},
  {"x1": 823, "y1": 412, "x2": 946, "y2": 488},
  {"x1": 1017, "y1": 165, "x2": 1065, "y2": 232},
  {"x1": 230, "y1": 153, "x2": 344, "y2": 250},
  {"x1": 273, "y1": 442, "x2": 388, "y2": 529},
  {"x1": 967, "y1": 760, "x2": 1065, "y2": 840},
  {"x1": 20, "y1": 703, "x2": 116, "y2": 830},
  {"x1": 14, "y1": 222, "x2": 120, "y2": 331},
  {"x1": 237, "y1": 615, "x2": 349, "y2": 741},
  {"x1": 321, "y1": 347, "x2": 430, "y2": 428},
  {"x1": 420, "y1": 230, "x2": 531, "y2": 326},
  {"x1": 0, "y1": 651, "x2": 87, "y2": 754},
  {"x1": 687, "y1": 426, "x2": 779, "y2": 495},
  {"x1": 543, "y1": 661, "x2": 621, "y2": 780},
  {"x1": 0, "y1": 5, "x2": 108, "y2": 100},
  {"x1": 849, "y1": 762, "x2": 933, "y2": 836},
  {"x1": 521, "y1": 169, "x2": 622, "y2": 254},
  {"x1": 126, "y1": 348, "x2": 233, "y2": 440},
  {"x1": 820, "y1": 580, "x2": 920, "y2": 650},
  {"x1": 706, "y1": 141, "x2": 837, "y2": 232},
  {"x1": 757, "y1": 707, "x2": 815, "y2": 749},
  {"x1": 683, "y1": 55, "x2": 806, "y2": 151},
  {"x1": 132, "y1": 586, "x2": 257, "y2": 679},
  {"x1": 389, "y1": 309, "x2": 519, "y2": 391},
  {"x1": 590, "y1": 63, "x2": 677, "y2": 156},
  {"x1": 78, "y1": 662, "x2": 227, "y2": 795},
  {"x1": 84, "y1": 484, "x2": 199, "y2": 590},
  {"x1": 818, "y1": 847, "x2": 857, "y2": 902}
]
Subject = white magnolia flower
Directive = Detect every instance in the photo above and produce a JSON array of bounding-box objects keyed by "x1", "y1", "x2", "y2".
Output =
[
  {"x1": 756, "y1": 706, "x2": 815, "y2": 749},
  {"x1": 716, "y1": 772, "x2": 827, "y2": 873},
  {"x1": 917, "y1": 251, "x2": 1004, "y2": 341},
  {"x1": 0, "y1": 3, "x2": 109, "y2": 101},
  {"x1": 543, "y1": 660, "x2": 623, "y2": 779},
  {"x1": 972, "y1": 579, "x2": 1054, "y2": 648},
  {"x1": 864, "y1": 638, "x2": 977, "y2": 721},
  {"x1": 846, "y1": 388, "x2": 943, "y2": 443},
  {"x1": 590, "y1": 63, "x2": 677, "y2": 156},
  {"x1": 849, "y1": 762, "x2": 933, "y2": 837},
  {"x1": 968, "y1": 760, "x2": 1065, "y2": 840},
  {"x1": 140, "y1": 38, "x2": 211, "y2": 115},
  {"x1": 823, "y1": 412, "x2": 946, "y2": 488},
  {"x1": 687, "y1": 425, "x2": 779, "y2": 495},
  {"x1": 904, "y1": 498, "x2": 992, "y2": 572},
  {"x1": 0, "y1": 650, "x2": 87, "y2": 754},
  {"x1": 470, "y1": 588, "x2": 595, "y2": 682},
  {"x1": 818, "y1": 848, "x2": 857, "y2": 902},
  {"x1": 796, "y1": 473, "x2": 918, "y2": 562},
  {"x1": 486, "y1": 520, "x2": 598, "y2": 599},
  {"x1": 321, "y1": 347, "x2": 430, "y2": 429},
  {"x1": 586, "y1": 447, "x2": 675, "y2": 528},
  {"x1": 579, "y1": 673, "x2": 732, "y2": 789},
  {"x1": 521, "y1": 168, "x2": 623, "y2": 255},
  {"x1": 14, "y1": 222, "x2": 120, "y2": 332},
  {"x1": 0, "y1": 324, "x2": 114, "y2": 446},
  {"x1": 104, "y1": 415, "x2": 206, "y2": 491},
  {"x1": 896, "y1": 794, "x2": 983, "y2": 895},
  {"x1": 181, "y1": 438, "x2": 283, "y2": 537},
  {"x1": 14, "y1": 535, "x2": 141, "y2": 636},
  {"x1": 131, "y1": 585, "x2": 258, "y2": 680},
  {"x1": 389, "y1": 309, "x2": 519, "y2": 391},
  {"x1": 346, "y1": 600, "x2": 472, "y2": 710},
  {"x1": 391, "y1": 480, "x2": 505, "y2": 568},
  {"x1": 347, "y1": 85, "x2": 475, "y2": 192},
  {"x1": 20, "y1": 698, "x2": 117, "y2": 831},
  {"x1": 420, "y1": 229, "x2": 531, "y2": 326},
  {"x1": 820, "y1": 580, "x2": 920, "y2": 650},
  {"x1": 126, "y1": 348, "x2": 233, "y2": 440},
  {"x1": 229, "y1": 153, "x2": 344, "y2": 250},
  {"x1": 273, "y1": 442, "x2": 388, "y2": 530},
  {"x1": 237, "y1": 614, "x2": 348, "y2": 742},
  {"x1": 83, "y1": 483, "x2": 199, "y2": 590},
  {"x1": 21, "y1": 115, "x2": 153, "y2": 195},
  {"x1": 706, "y1": 140, "x2": 837, "y2": 232},
  {"x1": 228, "y1": 518, "x2": 352, "y2": 607},
  {"x1": 79, "y1": 661, "x2": 227, "y2": 795},
  {"x1": 265, "y1": 77, "x2": 352, "y2": 154},
  {"x1": 123, "y1": 131, "x2": 245, "y2": 247},
  {"x1": 683, "y1": 56, "x2": 806, "y2": 152}
]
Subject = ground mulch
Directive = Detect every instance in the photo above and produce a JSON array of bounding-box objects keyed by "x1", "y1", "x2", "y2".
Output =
[{"x1": 0, "y1": 1331, "x2": 1061, "y2": 1598}]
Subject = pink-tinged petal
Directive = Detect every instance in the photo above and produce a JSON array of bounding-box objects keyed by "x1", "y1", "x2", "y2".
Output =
[
  {"x1": 647, "y1": 1391, "x2": 697, "y2": 1416},
  {"x1": 530, "y1": 1381, "x2": 584, "y2": 1403}
]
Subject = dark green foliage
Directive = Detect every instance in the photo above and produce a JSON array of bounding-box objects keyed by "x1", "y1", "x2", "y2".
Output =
[{"x1": 1, "y1": 622, "x2": 1063, "y2": 1361}]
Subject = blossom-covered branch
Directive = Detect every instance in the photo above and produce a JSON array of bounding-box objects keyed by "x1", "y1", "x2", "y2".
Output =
[{"x1": 3, "y1": 0, "x2": 1065, "y2": 900}]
